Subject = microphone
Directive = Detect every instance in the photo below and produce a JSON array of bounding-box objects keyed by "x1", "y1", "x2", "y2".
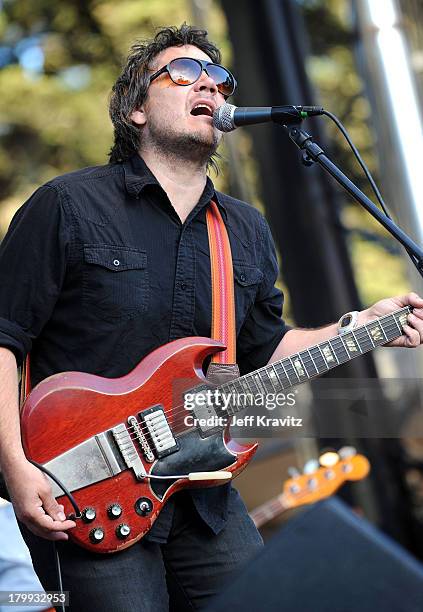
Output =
[{"x1": 213, "y1": 103, "x2": 324, "y2": 132}]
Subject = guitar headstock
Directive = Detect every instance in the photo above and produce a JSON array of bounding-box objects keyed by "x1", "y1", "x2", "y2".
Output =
[{"x1": 282, "y1": 448, "x2": 370, "y2": 510}]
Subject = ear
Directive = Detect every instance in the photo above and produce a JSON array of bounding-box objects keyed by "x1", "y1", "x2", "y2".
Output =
[{"x1": 130, "y1": 107, "x2": 146, "y2": 126}]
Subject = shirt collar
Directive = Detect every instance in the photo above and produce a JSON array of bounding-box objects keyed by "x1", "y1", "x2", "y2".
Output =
[{"x1": 122, "y1": 154, "x2": 227, "y2": 218}]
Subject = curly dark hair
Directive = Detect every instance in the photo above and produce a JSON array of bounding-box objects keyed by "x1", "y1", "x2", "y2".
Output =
[{"x1": 108, "y1": 24, "x2": 222, "y2": 169}]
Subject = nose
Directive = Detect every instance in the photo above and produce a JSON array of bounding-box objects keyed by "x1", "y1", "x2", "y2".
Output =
[{"x1": 193, "y1": 70, "x2": 218, "y2": 95}]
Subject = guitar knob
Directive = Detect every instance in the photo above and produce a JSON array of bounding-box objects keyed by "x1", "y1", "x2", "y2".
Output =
[
  {"x1": 116, "y1": 523, "x2": 131, "y2": 539},
  {"x1": 307, "y1": 477, "x2": 318, "y2": 490},
  {"x1": 89, "y1": 527, "x2": 105, "y2": 543},
  {"x1": 319, "y1": 451, "x2": 339, "y2": 467},
  {"x1": 303, "y1": 459, "x2": 319, "y2": 474},
  {"x1": 81, "y1": 507, "x2": 96, "y2": 523},
  {"x1": 107, "y1": 503, "x2": 122, "y2": 519},
  {"x1": 339, "y1": 446, "x2": 357, "y2": 459},
  {"x1": 135, "y1": 497, "x2": 153, "y2": 516},
  {"x1": 287, "y1": 467, "x2": 300, "y2": 478}
]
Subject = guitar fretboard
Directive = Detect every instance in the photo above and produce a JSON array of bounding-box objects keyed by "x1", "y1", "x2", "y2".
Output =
[
  {"x1": 249, "y1": 495, "x2": 286, "y2": 528},
  {"x1": 218, "y1": 306, "x2": 410, "y2": 416}
]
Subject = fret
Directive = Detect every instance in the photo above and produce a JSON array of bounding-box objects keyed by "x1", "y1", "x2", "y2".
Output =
[
  {"x1": 236, "y1": 378, "x2": 254, "y2": 407},
  {"x1": 317, "y1": 344, "x2": 330, "y2": 370},
  {"x1": 328, "y1": 340, "x2": 339, "y2": 364},
  {"x1": 279, "y1": 360, "x2": 295, "y2": 386},
  {"x1": 368, "y1": 320, "x2": 388, "y2": 343},
  {"x1": 364, "y1": 324, "x2": 375, "y2": 348},
  {"x1": 306, "y1": 348, "x2": 319, "y2": 376},
  {"x1": 351, "y1": 331, "x2": 363, "y2": 353},
  {"x1": 238, "y1": 377, "x2": 253, "y2": 395},
  {"x1": 224, "y1": 382, "x2": 239, "y2": 414},
  {"x1": 298, "y1": 351, "x2": 317, "y2": 378},
  {"x1": 320, "y1": 342, "x2": 336, "y2": 366},
  {"x1": 392, "y1": 313, "x2": 403, "y2": 335},
  {"x1": 286, "y1": 357, "x2": 301, "y2": 382},
  {"x1": 225, "y1": 382, "x2": 237, "y2": 396},
  {"x1": 342, "y1": 332, "x2": 360, "y2": 357},
  {"x1": 331, "y1": 336, "x2": 349, "y2": 363},
  {"x1": 245, "y1": 375, "x2": 260, "y2": 394},
  {"x1": 382, "y1": 314, "x2": 402, "y2": 342},
  {"x1": 309, "y1": 346, "x2": 327, "y2": 373},
  {"x1": 227, "y1": 379, "x2": 247, "y2": 411},
  {"x1": 232, "y1": 380, "x2": 245, "y2": 395},
  {"x1": 291, "y1": 354, "x2": 307, "y2": 380},
  {"x1": 232, "y1": 379, "x2": 250, "y2": 410},
  {"x1": 272, "y1": 363, "x2": 290, "y2": 389},
  {"x1": 252, "y1": 372, "x2": 266, "y2": 395},
  {"x1": 243, "y1": 376, "x2": 260, "y2": 407},
  {"x1": 381, "y1": 310, "x2": 407, "y2": 343},
  {"x1": 354, "y1": 327, "x2": 372, "y2": 352},
  {"x1": 258, "y1": 369, "x2": 276, "y2": 393},
  {"x1": 397, "y1": 309, "x2": 408, "y2": 328},
  {"x1": 267, "y1": 365, "x2": 281, "y2": 391}
]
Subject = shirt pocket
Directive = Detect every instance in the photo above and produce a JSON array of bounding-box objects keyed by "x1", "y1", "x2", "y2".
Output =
[
  {"x1": 83, "y1": 244, "x2": 149, "y2": 323},
  {"x1": 233, "y1": 261, "x2": 263, "y2": 327}
]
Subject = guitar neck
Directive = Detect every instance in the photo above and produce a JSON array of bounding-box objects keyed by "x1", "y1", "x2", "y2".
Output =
[
  {"x1": 219, "y1": 306, "x2": 410, "y2": 416},
  {"x1": 249, "y1": 494, "x2": 287, "y2": 528}
]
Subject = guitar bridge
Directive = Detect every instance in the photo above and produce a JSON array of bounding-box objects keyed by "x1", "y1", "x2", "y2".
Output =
[
  {"x1": 112, "y1": 423, "x2": 146, "y2": 480},
  {"x1": 128, "y1": 415, "x2": 155, "y2": 463},
  {"x1": 140, "y1": 405, "x2": 179, "y2": 459}
]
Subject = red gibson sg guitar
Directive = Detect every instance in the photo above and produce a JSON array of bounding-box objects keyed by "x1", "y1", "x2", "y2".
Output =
[{"x1": 20, "y1": 307, "x2": 408, "y2": 553}]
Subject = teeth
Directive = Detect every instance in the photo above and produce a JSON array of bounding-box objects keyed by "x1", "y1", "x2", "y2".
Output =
[{"x1": 193, "y1": 104, "x2": 213, "y2": 112}]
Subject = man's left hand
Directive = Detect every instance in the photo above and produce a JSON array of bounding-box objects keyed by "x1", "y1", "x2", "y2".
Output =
[{"x1": 360, "y1": 292, "x2": 423, "y2": 348}]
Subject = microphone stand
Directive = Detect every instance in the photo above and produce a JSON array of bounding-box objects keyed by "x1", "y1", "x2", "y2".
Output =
[{"x1": 280, "y1": 123, "x2": 423, "y2": 276}]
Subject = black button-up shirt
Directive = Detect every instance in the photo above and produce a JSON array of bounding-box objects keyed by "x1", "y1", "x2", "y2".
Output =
[{"x1": 0, "y1": 154, "x2": 288, "y2": 541}]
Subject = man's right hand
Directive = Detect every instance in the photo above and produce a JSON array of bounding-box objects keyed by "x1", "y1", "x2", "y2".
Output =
[{"x1": 4, "y1": 459, "x2": 76, "y2": 541}]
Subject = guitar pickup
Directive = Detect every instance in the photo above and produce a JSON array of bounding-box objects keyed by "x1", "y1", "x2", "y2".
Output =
[{"x1": 139, "y1": 405, "x2": 179, "y2": 459}]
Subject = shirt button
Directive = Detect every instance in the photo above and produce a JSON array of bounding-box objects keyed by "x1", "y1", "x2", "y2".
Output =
[
  {"x1": 240, "y1": 273, "x2": 246, "y2": 282},
  {"x1": 113, "y1": 259, "x2": 120, "y2": 267},
  {"x1": 180, "y1": 283, "x2": 187, "y2": 291}
]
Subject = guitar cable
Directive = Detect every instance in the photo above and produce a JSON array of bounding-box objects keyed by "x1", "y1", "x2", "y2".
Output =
[
  {"x1": 322, "y1": 110, "x2": 422, "y2": 272},
  {"x1": 28, "y1": 459, "x2": 81, "y2": 612}
]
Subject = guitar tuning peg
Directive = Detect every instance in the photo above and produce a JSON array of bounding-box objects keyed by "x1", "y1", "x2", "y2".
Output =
[
  {"x1": 339, "y1": 446, "x2": 357, "y2": 459},
  {"x1": 303, "y1": 459, "x2": 319, "y2": 474},
  {"x1": 319, "y1": 451, "x2": 339, "y2": 467},
  {"x1": 287, "y1": 467, "x2": 300, "y2": 478}
]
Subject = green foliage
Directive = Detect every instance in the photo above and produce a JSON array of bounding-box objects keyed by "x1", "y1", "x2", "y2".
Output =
[{"x1": 0, "y1": 0, "x2": 201, "y2": 230}]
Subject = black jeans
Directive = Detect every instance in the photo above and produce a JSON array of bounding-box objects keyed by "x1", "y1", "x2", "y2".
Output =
[{"x1": 18, "y1": 489, "x2": 263, "y2": 611}]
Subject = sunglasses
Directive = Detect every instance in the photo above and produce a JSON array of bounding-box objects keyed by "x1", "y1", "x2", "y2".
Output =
[{"x1": 149, "y1": 57, "x2": 237, "y2": 98}]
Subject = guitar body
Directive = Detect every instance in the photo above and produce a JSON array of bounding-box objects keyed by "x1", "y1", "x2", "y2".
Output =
[{"x1": 20, "y1": 337, "x2": 258, "y2": 553}]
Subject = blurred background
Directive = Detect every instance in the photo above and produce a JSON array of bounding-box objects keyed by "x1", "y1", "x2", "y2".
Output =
[{"x1": 1, "y1": 0, "x2": 423, "y2": 565}]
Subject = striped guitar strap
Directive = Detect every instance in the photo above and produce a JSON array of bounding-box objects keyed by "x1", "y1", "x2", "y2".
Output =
[{"x1": 205, "y1": 200, "x2": 240, "y2": 385}]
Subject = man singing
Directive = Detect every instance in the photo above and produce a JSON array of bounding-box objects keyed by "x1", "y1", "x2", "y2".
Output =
[{"x1": 0, "y1": 24, "x2": 423, "y2": 611}]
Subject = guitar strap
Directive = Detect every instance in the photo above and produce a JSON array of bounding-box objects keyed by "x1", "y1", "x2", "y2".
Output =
[
  {"x1": 19, "y1": 356, "x2": 31, "y2": 410},
  {"x1": 18, "y1": 199, "x2": 239, "y2": 405},
  {"x1": 205, "y1": 200, "x2": 240, "y2": 385}
]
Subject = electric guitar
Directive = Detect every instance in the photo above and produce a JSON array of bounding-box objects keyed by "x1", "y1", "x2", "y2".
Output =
[
  {"x1": 19, "y1": 306, "x2": 409, "y2": 553},
  {"x1": 250, "y1": 448, "x2": 370, "y2": 528}
]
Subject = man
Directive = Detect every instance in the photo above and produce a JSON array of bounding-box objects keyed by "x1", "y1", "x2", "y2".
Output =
[{"x1": 0, "y1": 24, "x2": 422, "y2": 612}]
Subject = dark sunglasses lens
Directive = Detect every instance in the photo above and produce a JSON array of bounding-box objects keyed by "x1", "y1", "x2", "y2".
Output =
[
  {"x1": 168, "y1": 58, "x2": 202, "y2": 85},
  {"x1": 206, "y1": 65, "x2": 235, "y2": 96}
]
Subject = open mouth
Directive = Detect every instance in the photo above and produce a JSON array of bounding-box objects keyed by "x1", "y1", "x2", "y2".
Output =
[{"x1": 190, "y1": 104, "x2": 214, "y2": 117}]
